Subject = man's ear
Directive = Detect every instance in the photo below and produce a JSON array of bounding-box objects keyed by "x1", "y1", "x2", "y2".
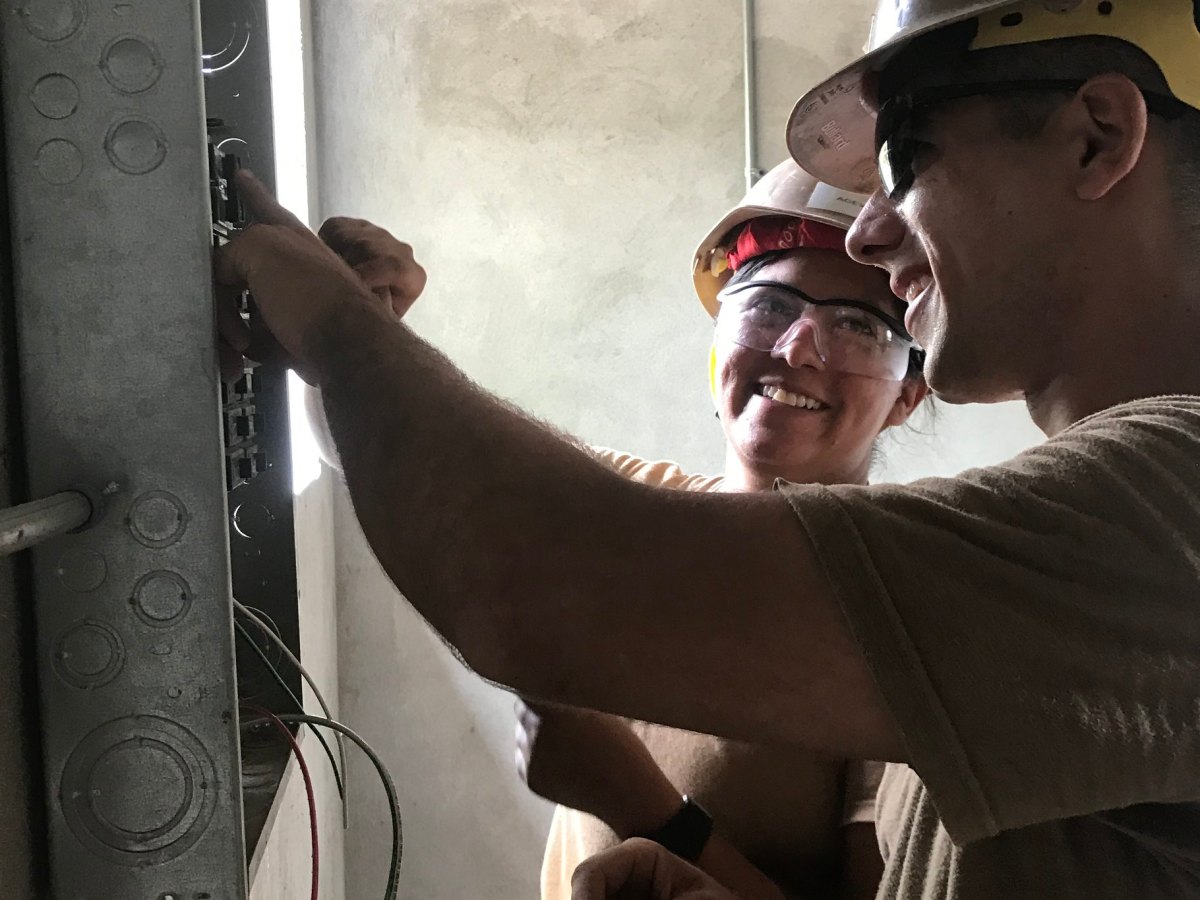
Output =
[{"x1": 1068, "y1": 74, "x2": 1150, "y2": 202}]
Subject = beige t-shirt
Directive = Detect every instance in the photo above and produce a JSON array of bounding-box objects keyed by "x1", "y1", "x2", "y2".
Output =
[
  {"x1": 783, "y1": 396, "x2": 1200, "y2": 899},
  {"x1": 541, "y1": 448, "x2": 884, "y2": 900}
]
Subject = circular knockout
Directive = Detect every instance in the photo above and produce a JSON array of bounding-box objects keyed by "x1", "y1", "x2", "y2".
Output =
[{"x1": 61, "y1": 716, "x2": 217, "y2": 865}]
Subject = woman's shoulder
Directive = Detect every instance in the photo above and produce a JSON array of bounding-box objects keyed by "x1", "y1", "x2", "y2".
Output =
[{"x1": 590, "y1": 447, "x2": 725, "y2": 492}]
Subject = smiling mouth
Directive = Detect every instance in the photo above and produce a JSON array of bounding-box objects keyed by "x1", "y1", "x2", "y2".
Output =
[
  {"x1": 905, "y1": 275, "x2": 933, "y2": 304},
  {"x1": 756, "y1": 384, "x2": 829, "y2": 411}
]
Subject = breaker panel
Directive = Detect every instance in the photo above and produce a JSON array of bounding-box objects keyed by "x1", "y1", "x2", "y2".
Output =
[{"x1": 0, "y1": 0, "x2": 303, "y2": 895}]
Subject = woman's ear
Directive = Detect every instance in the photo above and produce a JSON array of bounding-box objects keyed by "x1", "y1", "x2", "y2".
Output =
[{"x1": 883, "y1": 375, "x2": 930, "y2": 429}]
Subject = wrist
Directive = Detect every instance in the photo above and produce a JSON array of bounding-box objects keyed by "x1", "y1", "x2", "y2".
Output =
[
  {"x1": 304, "y1": 292, "x2": 394, "y2": 388},
  {"x1": 605, "y1": 777, "x2": 685, "y2": 839},
  {"x1": 630, "y1": 795, "x2": 714, "y2": 863}
]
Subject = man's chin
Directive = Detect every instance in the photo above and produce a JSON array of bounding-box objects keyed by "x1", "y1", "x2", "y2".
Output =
[{"x1": 924, "y1": 354, "x2": 1023, "y2": 406}]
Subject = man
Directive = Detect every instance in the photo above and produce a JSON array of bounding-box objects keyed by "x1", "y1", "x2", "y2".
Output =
[{"x1": 216, "y1": 0, "x2": 1200, "y2": 896}]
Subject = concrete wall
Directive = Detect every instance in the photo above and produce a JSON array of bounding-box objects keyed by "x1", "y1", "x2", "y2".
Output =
[
  {"x1": 311, "y1": 2, "x2": 1044, "y2": 898},
  {"x1": 249, "y1": 468, "x2": 346, "y2": 900}
]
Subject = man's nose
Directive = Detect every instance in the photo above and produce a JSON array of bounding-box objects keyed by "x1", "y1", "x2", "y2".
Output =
[{"x1": 846, "y1": 189, "x2": 905, "y2": 267}]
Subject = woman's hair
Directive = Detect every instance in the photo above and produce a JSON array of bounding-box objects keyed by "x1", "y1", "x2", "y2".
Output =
[{"x1": 724, "y1": 249, "x2": 790, "y2": 288}]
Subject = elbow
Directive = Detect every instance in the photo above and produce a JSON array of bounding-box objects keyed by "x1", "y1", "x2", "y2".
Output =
[
  {"x1": 443, "y1": 565, "x2": 572, "y2": 701},
  {"x1": 448, "y1": 601, "x2": 546, "y2": 696}
]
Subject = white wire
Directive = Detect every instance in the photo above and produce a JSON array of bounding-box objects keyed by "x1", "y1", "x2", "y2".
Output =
[{"x1": 234, "y1": 597, "x2": 350, "y2": 828}]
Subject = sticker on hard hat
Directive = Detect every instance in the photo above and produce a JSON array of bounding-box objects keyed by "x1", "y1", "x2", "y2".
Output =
[{"x1": 809, "y1": 182, "x2": 867, "y2": 218}]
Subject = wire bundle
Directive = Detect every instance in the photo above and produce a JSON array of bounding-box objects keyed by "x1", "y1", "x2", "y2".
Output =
[
  {"x1": 244, "y1": 703, "x2": 320, "y2": 900},
  {"x1": 234, "y1": 600, "x2": 403, "y2": 900}
]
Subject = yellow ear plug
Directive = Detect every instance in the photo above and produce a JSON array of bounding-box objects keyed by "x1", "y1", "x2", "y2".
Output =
[
  {"x1": 709, "y1": 249, "x2": 729, "y2": 278},
  {"x1": 708, "y1": 343, "x2": 719, "y2": 405}
]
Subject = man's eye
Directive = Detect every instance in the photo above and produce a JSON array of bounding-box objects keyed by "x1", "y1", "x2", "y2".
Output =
[{"x1": 908, "y1": 138, "x2": 938, "y2": 175}]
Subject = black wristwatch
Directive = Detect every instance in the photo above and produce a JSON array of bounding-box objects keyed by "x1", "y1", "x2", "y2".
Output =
[{"x1": 633, "y1": 795, "x2": 714, "y2": 863}]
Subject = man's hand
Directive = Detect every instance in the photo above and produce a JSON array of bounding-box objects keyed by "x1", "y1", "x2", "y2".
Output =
[
  {"x1": 515, "y1": 700, "x2": 682, "y2": 838},
  {"x1": 214, "y1": 172, "x2": 389, "y2": 385},
  {"x1": 317, "y1": 217, "x2": 426, "y2": 319},
  {"x1": 572, "y1": 839, "x2": 739, "y2": 900}
]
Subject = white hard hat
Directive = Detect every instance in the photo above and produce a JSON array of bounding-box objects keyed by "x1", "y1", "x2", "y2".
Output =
[
  {"x1": 787, "y1": 0, "x2": 1200, "y2": 194},
  {"x1": 692, "y1": 160, "x2": 868, "y2": 317}
]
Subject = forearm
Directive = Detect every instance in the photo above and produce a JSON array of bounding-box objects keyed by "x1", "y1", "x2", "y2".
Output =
[
  {"x1": 313, "y1": 303, "x2": 898, "y2": 758},
  {"x1": 317, "y1": 304, "x2": 640, "y2": 692}
]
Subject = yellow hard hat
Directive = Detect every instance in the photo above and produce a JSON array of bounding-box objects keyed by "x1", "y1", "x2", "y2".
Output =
[
  {"x1": 692, "y1": 160, "x2": 868, "y2": 318},
  {"x1": 787, "y1": 0, "x2": 1200, "y2": 194}
]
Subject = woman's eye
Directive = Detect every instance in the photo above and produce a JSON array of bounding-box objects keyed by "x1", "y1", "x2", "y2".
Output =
[
  {"x1": 834, "y1": 311, "x2": 879, "y2": 337},
  {"x1": 747, "y1": 298, "x2": 794, "y2": 319}
]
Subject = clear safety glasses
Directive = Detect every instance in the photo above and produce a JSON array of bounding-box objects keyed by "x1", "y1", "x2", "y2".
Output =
[{"x1": 716, "y1": 279, "x2": 920, "y2": 381}]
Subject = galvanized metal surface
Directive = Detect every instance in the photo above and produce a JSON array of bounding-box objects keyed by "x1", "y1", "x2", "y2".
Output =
[
  {"x1": 0, "y1": 103, "x2": 43, "y2": 900},
  {"x1": 0, "y1": 1, "x2": 249, "y2": 895}
]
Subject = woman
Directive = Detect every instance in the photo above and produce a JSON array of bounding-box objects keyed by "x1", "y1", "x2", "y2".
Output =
[{"x1": 516, "y1": 160, "x2": 927, "y2": 900}]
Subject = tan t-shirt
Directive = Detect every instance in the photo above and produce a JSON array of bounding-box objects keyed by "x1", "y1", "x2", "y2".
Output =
[
  {"x1": 541, "y1": 448, "x2": 884, "y2": 900},
  {"x1": 783, "y1": 396, "x2": 1200, "y2": 899}
]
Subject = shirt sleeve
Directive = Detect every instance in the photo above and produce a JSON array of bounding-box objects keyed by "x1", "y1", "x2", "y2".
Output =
[
  {"x1": 590, "y1": 447, "x2": 724, "y2": 492},
  {"x1": 781, "y1": 398, "x2": 1200, "y2": 845}
]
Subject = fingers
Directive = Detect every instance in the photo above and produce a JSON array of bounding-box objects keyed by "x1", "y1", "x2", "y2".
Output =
[
  {"x1": 569, "y1": 862, "x2": 608, "y2": 900},
  {"x1": 213, "y1": 223, "x2": 273, "y2": 290},
  {"x1": 515, "y1": 716, "x2": 532, "y2": 783},
  {"x1": 235, "y1": 170, "x2": 310, "y2": 233},
  {"x1": 317, "y1": 216, "x2": 370, "y2": 251},
  {"x1": 356, "y1": 257, "x2": 426, "y2": 317},
  {"x1": 318, "y1": 216, "x2": 427, "y2": 317},
  {"x1": 571, "y1": 840, "x2": 728, "y2": 900},
  {"x1": 515, "y1": 699, "x2": 541, "y2": 731},
  {"x1": 571, "y1": 840, "x2": 650, "y2": 900},
  {"x1": 515, "y1": 746, "x2": 530, "y2": 783}
]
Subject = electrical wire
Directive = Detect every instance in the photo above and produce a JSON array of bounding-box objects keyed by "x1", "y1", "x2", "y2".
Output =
[
  {"x1": 245, "y1": 704, "x2": 319, "y2": 900},
  {"x1": 234, "y1": 598, "x2": 349, "y2": 827},
  {"x1": 233, "y1": 618, "x2": 345, "y2": 804},
  {"x1": 246, "y1": 713, "x2": 402, "y2": 900}
]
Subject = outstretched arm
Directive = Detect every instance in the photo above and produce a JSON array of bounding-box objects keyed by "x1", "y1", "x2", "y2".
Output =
[{"x1": 214, "y1": 176, "x2": 902, "y2": 761}]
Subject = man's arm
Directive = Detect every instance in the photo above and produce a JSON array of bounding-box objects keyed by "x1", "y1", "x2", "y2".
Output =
[{"x1": 215, "y1": 177, "x2": 903, "y2": 761}]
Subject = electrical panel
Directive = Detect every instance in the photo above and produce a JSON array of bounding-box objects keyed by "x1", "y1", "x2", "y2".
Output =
[{"x1": 0, "y1": 0, "x2": 301, "y2": 895}]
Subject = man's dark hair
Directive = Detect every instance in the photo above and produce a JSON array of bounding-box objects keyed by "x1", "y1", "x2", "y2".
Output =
[{"x1": 881, "y1": 29, "x2": 1200, "y2": 234}]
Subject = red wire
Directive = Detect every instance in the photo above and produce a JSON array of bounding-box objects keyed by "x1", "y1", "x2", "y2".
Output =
[{"x1": 245, "y1": 704, "x2": 319, "y2": 900}]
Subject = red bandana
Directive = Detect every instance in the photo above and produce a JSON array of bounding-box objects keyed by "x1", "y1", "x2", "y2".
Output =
[{"x1": 725, "y1": 216, "x2": 848, "y2": 272}]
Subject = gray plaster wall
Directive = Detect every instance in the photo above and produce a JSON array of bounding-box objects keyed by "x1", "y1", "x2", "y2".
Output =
[{"x1": 310, "y1": 3, "x2": 1043, "y2": 898}]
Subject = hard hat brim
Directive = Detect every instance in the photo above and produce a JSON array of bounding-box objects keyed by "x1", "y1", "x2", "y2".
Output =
[
  {"x1": 693, "y1": 202, "x2": 855, "y2": 318},
  {"x1": 787, "y1": 0, "x2": 1200, "y2": 193},
  {"x1": 785, "y1": 4, "x2": 997, "y2": 194}
]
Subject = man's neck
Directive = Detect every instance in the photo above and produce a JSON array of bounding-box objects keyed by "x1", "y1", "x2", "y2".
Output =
[{"x1": 1024, "y1": 291, "x2": 1200, "y2": 436}]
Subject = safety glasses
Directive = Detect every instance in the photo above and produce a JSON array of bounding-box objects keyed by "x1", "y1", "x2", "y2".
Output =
[
  {"x1": 875, "y1": 80, "x2": 1188, "y2": 200},
  {"x1": 716, "y1": 279, "x2": 921, "y2": 381}
]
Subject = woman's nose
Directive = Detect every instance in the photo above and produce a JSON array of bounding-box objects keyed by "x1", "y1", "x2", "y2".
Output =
[{"x1": 771, "y1": 318, "x2": 826, "y2": 370}]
